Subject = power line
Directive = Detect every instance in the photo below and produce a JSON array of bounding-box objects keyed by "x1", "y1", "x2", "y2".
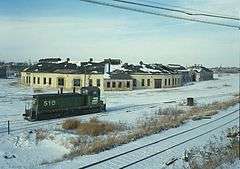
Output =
[
  {"x1": 79, "y1": 109, "x2": 239, "y2": 169},
  {"x1": 139, "y1": 0, "x2": 240, "y2": 21},
  {"x1": 79, "y1": 0, "x2": 240, "y2": 29},
  {"x1": 111, "y1": 0, "x2": 240, "y2": 21},
  {"x1": 120, "y1": 117, "x2": 238, "y2": 168}
]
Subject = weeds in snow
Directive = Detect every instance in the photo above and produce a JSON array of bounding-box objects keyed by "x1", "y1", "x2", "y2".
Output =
[
  {"x1": 183, "y1": 126, "x2": 239, "y2": 169},
  {"x1": 35, "y1": 128, "x2": 52, "y2": 144},
  {"x1": 58, "y1": 96, "x2": 239, "y2": 161},
  {"x1": 62, "y1": 117, "x2": 127, "y2": 136}
]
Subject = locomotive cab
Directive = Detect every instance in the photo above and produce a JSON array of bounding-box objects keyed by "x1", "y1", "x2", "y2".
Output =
[{"x1": 81, "y1": 86, "x2": 106, "y2": 110}]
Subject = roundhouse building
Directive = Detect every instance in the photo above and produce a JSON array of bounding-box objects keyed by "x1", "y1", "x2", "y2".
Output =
[{"x1": 21, "y1": 59, "x2": 182, "y2": 91}]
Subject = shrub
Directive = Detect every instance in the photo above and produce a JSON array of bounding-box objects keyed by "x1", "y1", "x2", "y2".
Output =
[
  {"x1": 35, "y1": 128, "x2": 49, "y2": 142},
  {"x1": 76, "y1": 117, "x2": 124, "y2": 136},
  {"x1": 63, "y1": 117, "x2": 126, "y2": 136},
  {"x1": 184, "y1": 127, "x2": 239, "y2": 169},
  {"x1": 62, "y1": 119, "x2": 80, "y2": 130}
]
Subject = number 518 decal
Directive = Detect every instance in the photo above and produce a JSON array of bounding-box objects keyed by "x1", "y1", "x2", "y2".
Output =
[{"x1": 43, "y1": 100, "x2": 56, "y2": 107}]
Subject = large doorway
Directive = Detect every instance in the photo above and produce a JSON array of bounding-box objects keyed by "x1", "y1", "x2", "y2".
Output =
[{"x1": 154, "y1": 79, "x2": 162, "y2": 88}]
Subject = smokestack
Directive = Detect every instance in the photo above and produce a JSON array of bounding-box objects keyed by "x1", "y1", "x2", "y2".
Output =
[
  {"x1": 108, "y1": 58, "x2": 111, "y2": 74},
  {"x1": 108, "y1": 62, "x2": 111, "y2": 74}
]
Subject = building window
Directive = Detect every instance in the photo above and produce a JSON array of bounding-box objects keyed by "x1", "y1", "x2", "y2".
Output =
[
  {"x1": 168, "y1": 79, "x2": 170, "y2": 86},
  {"x1": 37, "y1": 77, "x2": 40, "y2": 84},
  {"x1": 141, "y1": 79, "x2": 145, "y2": 86},
  {"x1": 58, "y1": 78, "x2": 64, "y2": 86},
  {"x1": 165, "y1": 79, "x2": 167, "y2": 86},
  {"x1": 107, "y1": 82, "x2": 111, "y2": 88},
  {"x1": 133, "y1": 79, "x2": 137, "y2": 87},
  {"x1": 49, "y1": 78, "x2": 52, "y2": 85},
  {"x1": 73, "y1": 79, "x2": 81, "y2": 87},
  {"x1": 27, "y1": 76, "x2": 30, "y2": 84},
  {"x1": 147, "y1": 79, "x2": 150, "y2": 86},
  {"x1": 97, "y1": 79, "x2": 101, "y2": 87},
  {"x1": 33, "y1": 77, "x2": 36, "y2": 84},
  {"x1": 118, "y1": 82, "x2": 122, "y2": 88},
  {"x1": 43, "y1": 77, "x2": 47, "y2": 85},
  {"x1": 26, "y1": 76, "x2": 31, "y2": 84},
  {"x1": 112, "y1": 81, "x2": 116, "y2": 88},
  {"x1": 127, "y1": 81, "x2": 130, "y2": 88},
  {"x1": 89, "y1": 79, "x2": 93, "y2": 86}
]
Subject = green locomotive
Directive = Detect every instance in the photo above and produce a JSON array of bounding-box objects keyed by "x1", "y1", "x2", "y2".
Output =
[{"x1": 23, "y1": 87, "x2": 106, "y2": 121}]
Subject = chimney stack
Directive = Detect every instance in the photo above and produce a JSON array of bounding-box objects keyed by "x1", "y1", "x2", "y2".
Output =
[{"x1": 108, "y1": 58, "x2": 111, "y2": 74}]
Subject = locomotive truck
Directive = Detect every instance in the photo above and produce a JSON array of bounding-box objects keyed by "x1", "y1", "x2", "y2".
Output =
[{"x1": 23, "y1": 86, "x2": 106, "y2": 121}]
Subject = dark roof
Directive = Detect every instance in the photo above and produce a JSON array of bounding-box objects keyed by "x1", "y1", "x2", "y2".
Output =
[
  {"x1": 120, "y1": 63, "x2": 178, "y2": 74},
  {"x1": 23, "y1": 61, "x2": 105, "y2": 74},
  {"x1": 23, "y1": 62, "x2": 78, "y2": 73},
  {"x1": 23, "y1": 59, "x2": 180, "y2": 75},
  {"x1": 104, "y1": 59, "x2": 122, "y2": 65},
  {"x1": 39, "y1": 58, "x2": 61, "y2": 63},
  {"x1": 110, "y1": 72, "x2": 132, "y2": 80},
  {"x1": 189, "y1": 65, "x2": 213, "y2": 73}
]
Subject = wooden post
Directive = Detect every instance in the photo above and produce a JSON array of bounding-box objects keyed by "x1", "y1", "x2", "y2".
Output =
[{"x1": 7, "y1": 121, "x2": 10, "y2": 134}]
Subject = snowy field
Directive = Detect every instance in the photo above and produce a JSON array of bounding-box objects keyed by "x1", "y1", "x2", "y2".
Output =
[{"x1": 0, "y1": 73, "x2": 239, "y2": 169}]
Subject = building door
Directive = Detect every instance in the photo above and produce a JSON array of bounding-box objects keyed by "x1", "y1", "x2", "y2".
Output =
[{"x1": 154, "y1": 79, "x2": 162, "y2": 88}]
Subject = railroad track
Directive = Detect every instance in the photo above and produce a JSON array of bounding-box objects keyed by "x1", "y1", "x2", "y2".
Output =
[{"x1": 77, "y1": 108, "x2": 239, "y2": 169}]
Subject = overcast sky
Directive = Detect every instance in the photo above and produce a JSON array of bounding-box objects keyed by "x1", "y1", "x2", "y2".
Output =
[{"x1": 0, "y1": 0, "x2": 239, "y2": 67}]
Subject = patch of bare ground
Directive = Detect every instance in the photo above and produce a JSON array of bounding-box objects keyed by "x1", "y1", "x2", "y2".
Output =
[
  {"x1": 47, "y1": 95, "x2": 239, "y2": 163},
  {"x1": 183, "y1": 126, "x2": 239, "y2": 169}
]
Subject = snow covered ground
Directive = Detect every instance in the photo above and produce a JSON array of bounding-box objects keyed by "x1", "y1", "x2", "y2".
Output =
[
  {"x1": 0, "y1": 73, "x2": 239, "y2": 169},
  {"x1": 40, "y1": 105, "x2": 239, "y2": 169}
]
